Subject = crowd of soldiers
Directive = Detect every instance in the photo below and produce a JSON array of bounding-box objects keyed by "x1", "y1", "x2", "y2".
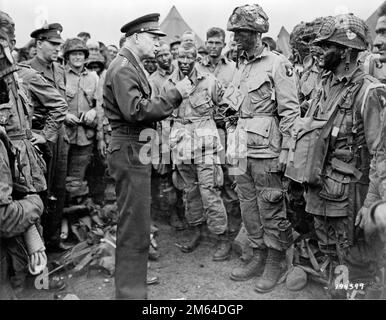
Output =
[{"x1": 2, "y1": 2, "x2": 386, "y2": 300}]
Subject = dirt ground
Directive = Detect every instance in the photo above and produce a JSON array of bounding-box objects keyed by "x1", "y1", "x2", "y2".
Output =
[{"x1": 18, "y1": 218, "x2": 328, "y2": 300}]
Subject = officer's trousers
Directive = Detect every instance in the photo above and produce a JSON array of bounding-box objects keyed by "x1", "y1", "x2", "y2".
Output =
[
  {"x1": 235, "y1": 157, "x2": 292, "y2": 252},
  {"x1": 177, "y1": 160, "x2": 228, "y2": 235},
  {"x1": 107, "y1": 133, "x2": 151, "y2": 300},
  {"x1": 67, "y1": 144, "x2": 94, "y2": 180},
  {"x1": 42, "y1": 127, "x2": 69, "y2": 246}
]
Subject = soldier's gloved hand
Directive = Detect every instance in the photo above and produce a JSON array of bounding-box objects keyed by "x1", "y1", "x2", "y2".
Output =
[
  {"x1": 83, "y1": 108, "x2": 97, "y2": 126},
  {"x1": 31, "y1": 132, "x2": 47, "y2": 145},
  {"x1": 278, "y1": 149, "x2": 289, "y2": 172},
  {"x1": 175, "y1": 76, "x2": 192, "y2": 99},
  {"x1": 65, "y1": 113, "x2": 81, "y2": 126}
]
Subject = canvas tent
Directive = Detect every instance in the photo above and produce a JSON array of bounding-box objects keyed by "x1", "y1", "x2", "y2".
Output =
[
  {"x1": 160, "y1": 6, "x2": 204, "y2": 46},
  {"x1": 276, "y1": 26, "x2": 291, "y2": 58}
]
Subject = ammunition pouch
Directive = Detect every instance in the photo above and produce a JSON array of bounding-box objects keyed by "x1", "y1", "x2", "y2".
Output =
[{"x1": 319, "y1": 165, "x2": 351, "y2": 202}]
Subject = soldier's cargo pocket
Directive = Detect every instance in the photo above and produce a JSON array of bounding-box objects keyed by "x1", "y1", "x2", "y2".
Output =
[
  {"x1": 260, "y1": 189, "x2": 284, "y2": 204},
  {"x1": 65, "y1": 89, "x2": 76, "y2": 102},
  {"x1": 319, "y1": 167, "x2": 350, "y2": 201},
  {"x1": 244, "y1": 117, "x2": 270, "y2": 149},
  {"x1": 107, "y1": 143, "x2": 121, "y2": 155},
  {"x1": 259, "y1": 189, "x2": 286, "y2": 221},
  {"x1": 189, "y1": 90, "x2": 211, "y2": 116},
  {"x1": 248, "y1": 74, "x2": 272, "y2": 106}
]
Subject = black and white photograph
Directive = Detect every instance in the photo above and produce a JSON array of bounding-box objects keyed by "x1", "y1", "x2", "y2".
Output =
[{"x1": 1, "y1": 0, "x2": 386, "y2": 305}]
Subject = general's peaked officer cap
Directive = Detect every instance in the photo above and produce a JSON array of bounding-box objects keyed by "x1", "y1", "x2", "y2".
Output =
[
  {"x1": 120, "y1": 13, "x2": 166, "y2": 37},
  {"x1": 30, "y1": 23, "x2": 64, "y2": 44}
]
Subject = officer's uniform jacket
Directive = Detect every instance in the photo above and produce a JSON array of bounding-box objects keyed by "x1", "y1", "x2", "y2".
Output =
[
  {"x1": 17, "y1": 63, "x2": 67, "y2": 143},
  {"x1": 25, "y1": 56, "x2": 68, "y2": 138},
  {"x1": 65, "y1": 65, "x2": 100, "y2": 146},
  {"x1": 162, "y1": 67, "x2": 225, "y2": 162},
  {"x1": 229, "y1": 46, "x2": 300, "y2": 159},
  {"x1": 27, "y1": 56, "x2": 66, "y2": 96},
  {"x1": 103, "y1": 47, "x2": 182, "y2": 131}
]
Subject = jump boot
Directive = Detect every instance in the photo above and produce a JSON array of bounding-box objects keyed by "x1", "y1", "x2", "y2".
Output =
[
  {"x1": 230, "y1": 249, "x2": 267, "y2": 281},
  {"x1": 255, "y1": 248, "x2": 286, "y2": 293},
  {"x1": 212, "y1": 232, "x2": 232, "y2": 261},
  {"x1": 179, "y1": 224, "x2": 203, "y2": 253},
  {"x1": 169, "y1": 207, "x2": 187, "y2": 231}
]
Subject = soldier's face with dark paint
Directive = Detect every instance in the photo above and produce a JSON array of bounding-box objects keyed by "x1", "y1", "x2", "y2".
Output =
[
  {"x1": 177, "y1": 47, "x2": 196, "y2": 76},
  {"x1": 374, "y1": 16, "x2": 386, "y2": 62},
  {"x1": 233, "y1": 30, "x2": 258, "y2": 52},
  {"x1": 318, "y1": 42, "x2": 343, "y2": 72},
  {"x1": 156, "y1": 44, "x2": 172, "y2": 71},
  {"x1": 142, "y1": 58, "x2": 157, "y2": 75},
  {"x1": 87, "y1": 63, "x2": 102, "y2": 75}
]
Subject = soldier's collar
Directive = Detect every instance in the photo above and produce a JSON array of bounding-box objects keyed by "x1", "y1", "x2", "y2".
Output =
[
  {"x1": 66, "y1": 64, "x2": 87, "y2": 75},
  {"x1": 331, "y1": 66, "x2": 362, "y2": 85},
  {"x1": 120, "y1": 47, "x2": 143, "y2": 69},
  {"x1": 239, "y1": 45, "x2": 267, "y2": 62},
  {"x1": 170, "y1": 67, "x2": 204, "y2": 85},
  {"x1": 201, "y1": 55, "x2": 228, "y2": 67},
  {"x1": 158, "y1": 64, "x2": 174, "y2": 77},
  {"x1": 34, "y1": 55, "x2": 53, "y2": 70}
]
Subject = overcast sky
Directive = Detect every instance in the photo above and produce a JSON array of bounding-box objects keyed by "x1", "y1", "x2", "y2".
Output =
[{"x1": 2, "y1": 0, "x2": 383, "y2": 48}]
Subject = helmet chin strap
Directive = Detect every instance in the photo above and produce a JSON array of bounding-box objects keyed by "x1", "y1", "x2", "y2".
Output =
[{"x1": 344, "y1": 48, "x2": 352, "y2": 71}]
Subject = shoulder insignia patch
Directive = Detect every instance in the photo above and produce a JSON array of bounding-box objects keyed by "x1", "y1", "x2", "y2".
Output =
[
  {"x1": 121, "y1": 57, "x2": 128, "y2": 67},
  {"x1": 285, "y1": 64, "x2": 294, "y2": 77}
]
